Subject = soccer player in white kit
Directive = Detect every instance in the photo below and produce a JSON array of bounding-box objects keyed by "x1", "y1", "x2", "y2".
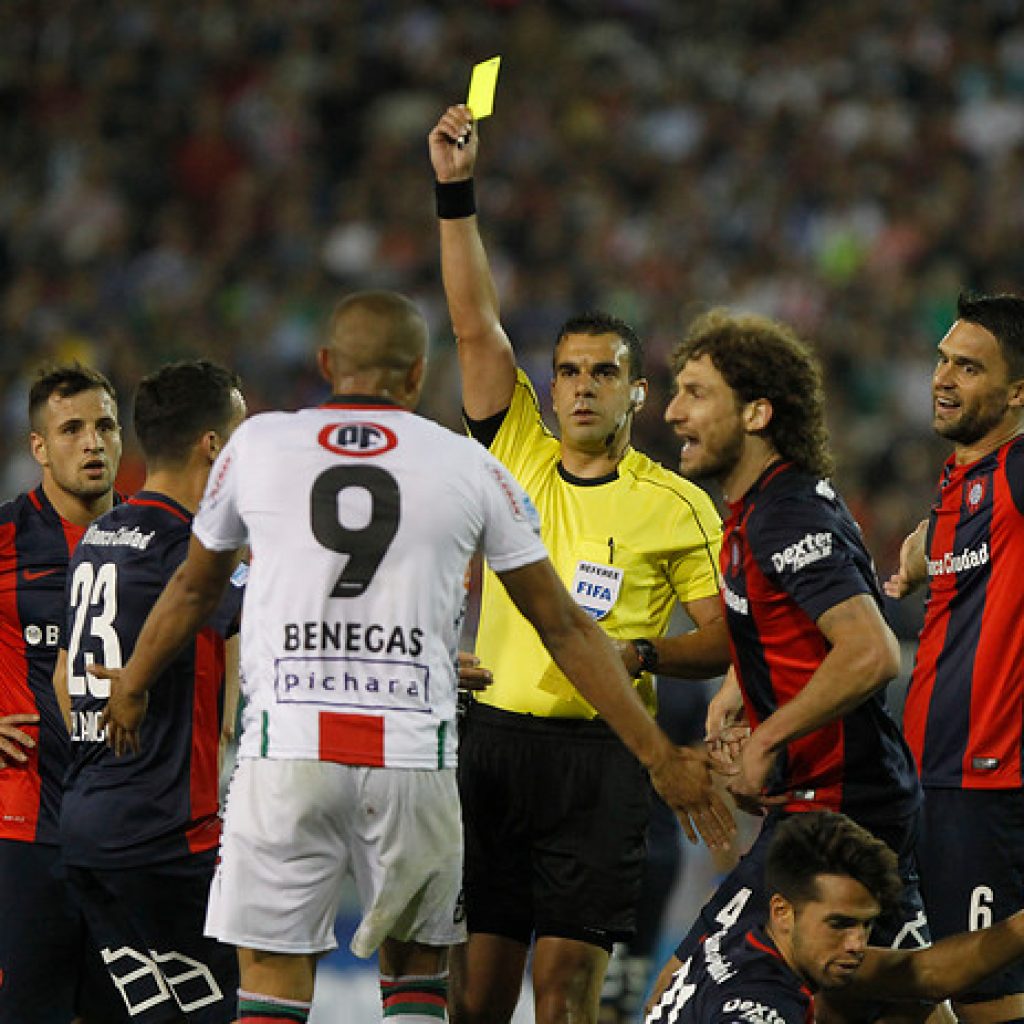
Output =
[{"x1": 96, "y1": 291, "x2": 722, "y2": 1023}]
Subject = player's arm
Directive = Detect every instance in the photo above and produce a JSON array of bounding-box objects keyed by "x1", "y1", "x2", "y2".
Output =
[
  {"x1": 94, "y1": 537, "x2": 241, "y2": 756},
  {"x1": 618, "y1": 595, "x2": 731, "y2": 679},
  {"x1": 429, "y1": 104, "x2": 517, "y2": 421},
  {"x1": 52, "y1": 647, "x2": 71, "y2": 732},
  {"x1": 882, "y1": 518, "x2": 929, "y2": 599},
  {"x1": 498, "y1": 557, "x2": 735, "y2": 850},
  {"x1": 730, "y1": 592, "x2": 899, "y2": 811},
  {"x1": 219, "y1": 634, "x2": 241, "y2": 774},
  {"x1": 849, "y1": 909, "x2": 1024, "y2": 1001}
]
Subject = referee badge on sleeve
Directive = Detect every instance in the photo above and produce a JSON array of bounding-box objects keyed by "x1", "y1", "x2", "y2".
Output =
[{"x1": 571, "y1": 560, "x2": 623, "y2": 620}]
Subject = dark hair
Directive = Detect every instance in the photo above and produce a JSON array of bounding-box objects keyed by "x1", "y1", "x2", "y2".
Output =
[
  {"x1": 29, "y1": 364, "x2": 117, "y2": 432},
  {"x1": 672, "y1": 309, "x2": 834, "y2": 477},
  {"x1": 556, "y1": 312, "x2": 645, "y2": 381},
  {"x1": 133, "y1": 360, "x2": 241, "y2": 465},
  {"x1": 957, "y1": 292, "x2": 1024, "y2": 381},
  {"x1": 765, "y1": 812, "x2": 902, "y2": 917}
]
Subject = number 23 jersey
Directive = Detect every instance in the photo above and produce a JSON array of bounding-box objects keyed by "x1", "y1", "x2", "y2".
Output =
[{"x1": 193, "y1": 396, "x2": 548, "y2": 770}]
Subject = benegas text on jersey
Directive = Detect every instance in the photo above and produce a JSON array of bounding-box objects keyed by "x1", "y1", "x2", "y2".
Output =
[
  {"x1": 278, "y1": 620, "x2": 430, "y2": 712},
  {"x1": 284, "y1": 620, "x2": 423, "y2": 656}
]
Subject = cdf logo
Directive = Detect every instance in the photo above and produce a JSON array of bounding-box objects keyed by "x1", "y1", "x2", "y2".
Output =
[{"x1": 318, "y1": 422, "x2": 398, "y2": 457}]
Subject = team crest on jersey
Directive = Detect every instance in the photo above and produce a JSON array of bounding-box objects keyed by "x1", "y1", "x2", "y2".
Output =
[
  {"x1": 572, "y1": 559, "x2": 623, "y2": 620},
  {"x1": 965, "y1": 477, "x2": 987, "y2": 514},
  {"x1": 318, "y1": 421, "x2": 397, "y2": 457}
]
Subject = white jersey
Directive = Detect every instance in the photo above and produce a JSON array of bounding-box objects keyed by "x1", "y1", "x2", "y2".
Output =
[{"x1": 193, "y1": 397, "x2": 547, "y2": 769}]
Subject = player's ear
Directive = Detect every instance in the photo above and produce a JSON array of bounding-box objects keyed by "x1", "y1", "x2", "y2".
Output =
[
  {"x1": 1008, "y1": 377, "x2": 1024, "y2": 409},
  {"x1": 743, "y1": 397, "x2": 772, "y2": 432},
  {"x1": 30, "y1": 431, "x2": 48, "y2": 468},
  {"x1": 316, "y1": 346, "x2": 334, "y2": 387},
  {"x1": 768, "y1": 892, "x2": 794, "y2": 937},
  {"x1": 405, "y1": 355, "x2": 426, "y2": 405}
]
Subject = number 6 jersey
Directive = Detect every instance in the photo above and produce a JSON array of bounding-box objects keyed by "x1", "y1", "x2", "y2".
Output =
[{"x1": 193, "y1": 396, "x2": 548, "y2": 770}]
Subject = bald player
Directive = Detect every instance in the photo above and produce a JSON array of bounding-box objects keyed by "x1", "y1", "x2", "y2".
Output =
[{"x1": 98, "y1": 291, "x2": 720, "y2": 1024}]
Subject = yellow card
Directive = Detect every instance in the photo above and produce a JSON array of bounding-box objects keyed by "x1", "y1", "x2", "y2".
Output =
[{"x1": 467, "y1": 56, "x2": 501, "y2": 120}]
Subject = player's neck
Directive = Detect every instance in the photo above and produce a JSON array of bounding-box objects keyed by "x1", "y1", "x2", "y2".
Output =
[
  {"x1": 143, "y1": 466, "x2": 207, "y2": 514},
  {"x1": 721, "y1": 441, "x2": 781, "y2": 504},
  {"x1": 764, "y1": 921, "x2": 804, "y2": 984},
  {"x1": 41, "y1": 478, "x2": 113, "y2": 527},
  {"x1": 953, "y1": 415, "x2": 1024, "y2": 466}
]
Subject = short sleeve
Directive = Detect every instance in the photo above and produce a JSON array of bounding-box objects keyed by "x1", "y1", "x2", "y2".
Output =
[
  {"x1": 193, "y1": 432, "x2": 247, "y2": 552},
  {"x1": 667, "y1": 486, "x2": 723, "y2": 604},
  {"x1": 477, "y1": 449, "x2": 549, "y2": 574},
  {"x1": 747, "y1": 489, "x2": 870, "y2": 623}
]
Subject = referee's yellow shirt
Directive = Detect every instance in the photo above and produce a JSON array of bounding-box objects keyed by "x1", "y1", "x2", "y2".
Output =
[{"x1": 474, "y1": 370, "x2": 723, "y2": 718}]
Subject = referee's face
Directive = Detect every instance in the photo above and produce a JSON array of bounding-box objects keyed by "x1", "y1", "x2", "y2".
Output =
[{"x1": 551, "y1": 332, "x2": 635, "y2": 453}]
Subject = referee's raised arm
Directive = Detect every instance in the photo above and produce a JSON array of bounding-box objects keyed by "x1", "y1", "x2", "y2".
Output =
[{"x1": 429, "y1": 104, "x2": 516, "y2": 422}]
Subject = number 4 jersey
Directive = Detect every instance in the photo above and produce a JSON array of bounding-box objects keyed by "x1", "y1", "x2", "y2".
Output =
[
  {"x1": 192, "y1": 396, "x2": 548, "y2": 770},
  {"x1": 61, "y1": 492, "x2": 243, "y2": 868}
]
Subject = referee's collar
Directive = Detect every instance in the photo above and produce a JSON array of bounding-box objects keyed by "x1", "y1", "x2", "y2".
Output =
[{"x1": 556, "y1": 462, "x2": 619, "y2": 487}]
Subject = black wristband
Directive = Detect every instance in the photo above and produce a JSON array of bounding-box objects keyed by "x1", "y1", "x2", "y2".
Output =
[
  {"x1": 630, "y1": 639, "x2": 659, "y2": 677},
  {"x1": 436, "y1": 179, "x2": 476, "y2": 219}
]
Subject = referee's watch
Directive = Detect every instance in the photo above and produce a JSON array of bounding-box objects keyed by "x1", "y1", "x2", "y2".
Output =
[{"x1": 630, "y1": 639, "x2": 659, "y2": 677}]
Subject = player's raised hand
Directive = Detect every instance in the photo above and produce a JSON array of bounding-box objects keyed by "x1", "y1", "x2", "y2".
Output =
[
  {"x1": 648, "y1": 744, "x2": 736, "y2": 851},
  {"x1": 94, "y1": 664, "x2": 148, "y2": 757},
  {"x1": 429, "y1": 104, "x2": 478, "y2": 183},
  {"x1": 0, "y1": 712, "x2": 39, "y2": 767}
]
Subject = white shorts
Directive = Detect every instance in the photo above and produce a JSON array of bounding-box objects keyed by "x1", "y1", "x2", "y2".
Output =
[{"x1": 205, "y1": 758, "x2": 465, "y2": 958}]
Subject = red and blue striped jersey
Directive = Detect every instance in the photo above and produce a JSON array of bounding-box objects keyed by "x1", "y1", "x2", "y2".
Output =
[
  {"x1": 722, "y1": 463, "x2": 920, "y2": 820},
  {"x1": 59, "y1": 491, "x2": 243, "y2": 868},
  {"x1": 0, "y1": 487, "x2": 86, "y2": 844},
  {"x1": 903, "y1": 435, "x2": 1024, "y2": 789},
  {"x1": 645, "y1": 925, "x2": 814, "y2": 1024}
]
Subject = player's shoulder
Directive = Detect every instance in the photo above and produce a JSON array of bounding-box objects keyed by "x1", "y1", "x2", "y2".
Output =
[
  {"x1": 751, "y1": 467, "x2": 845, "y2": 522},
  {"x1": 711, "y1": 930, "x2": 810, "y2": 1022},
  {"x1": 78, "y1": 493, "x2": 189, "y2": 560},
  {"x1": 0, "y1": 489, "x2": 47, "y2": 541}
]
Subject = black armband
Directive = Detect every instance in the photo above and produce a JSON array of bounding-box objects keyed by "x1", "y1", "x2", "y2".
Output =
[{"x1": 435, "y1": 178, "x2": 476, "y2": 219}]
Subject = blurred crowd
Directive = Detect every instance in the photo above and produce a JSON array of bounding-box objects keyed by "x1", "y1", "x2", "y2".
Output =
[{"x1": 3, "y1": 0, "x2": 1023, "y2": 632}]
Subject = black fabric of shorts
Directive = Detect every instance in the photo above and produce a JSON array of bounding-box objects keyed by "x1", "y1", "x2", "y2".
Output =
[
  {"x1": 674, "y1": 807, "x2": 929, "y2": 964},
  {"x1": 459, "y1": 701, "x2": 652, "y2": 951},
  {"x1": 917, "y1": 787, "x2": 1024, "y2": 1002},
  {"x1": 0, "y1": 838, "x2": 127, "y2": 1023},
  {"x1": 65, "y1": 848, "x2": 238, "y2": 1024}
]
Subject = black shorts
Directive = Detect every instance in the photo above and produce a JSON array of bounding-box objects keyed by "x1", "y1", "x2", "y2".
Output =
[
  {"x1": 459, "y1": 702, "x2": 652, "y2": 951},
  {"x1": 66, "y1": 849, "x2": 238, "y2": 1024},
  {"x1": 917, "y1": 787, "x2": 1024, "y2": 1002},
  {"x1": 674, "y1": 808, "x2": 930, "y2": 962},
  {"x1": 0, "y1": 838, "x2": 126, "y2": 1023}
]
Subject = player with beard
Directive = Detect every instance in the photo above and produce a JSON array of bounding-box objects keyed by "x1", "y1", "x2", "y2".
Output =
[
  {"x1": 885, "y1": 293, "x2": 1024, "y2": 1023},
  {"x1": 647, "y1": 811, "x2": 1024, "y2": 1024},
  {"x1": 0, "y1": 364, "x2": 125, "y2": 1022},
  {"x1": 652, "y1": 309, "x2": 926, "y2": 1023}
]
